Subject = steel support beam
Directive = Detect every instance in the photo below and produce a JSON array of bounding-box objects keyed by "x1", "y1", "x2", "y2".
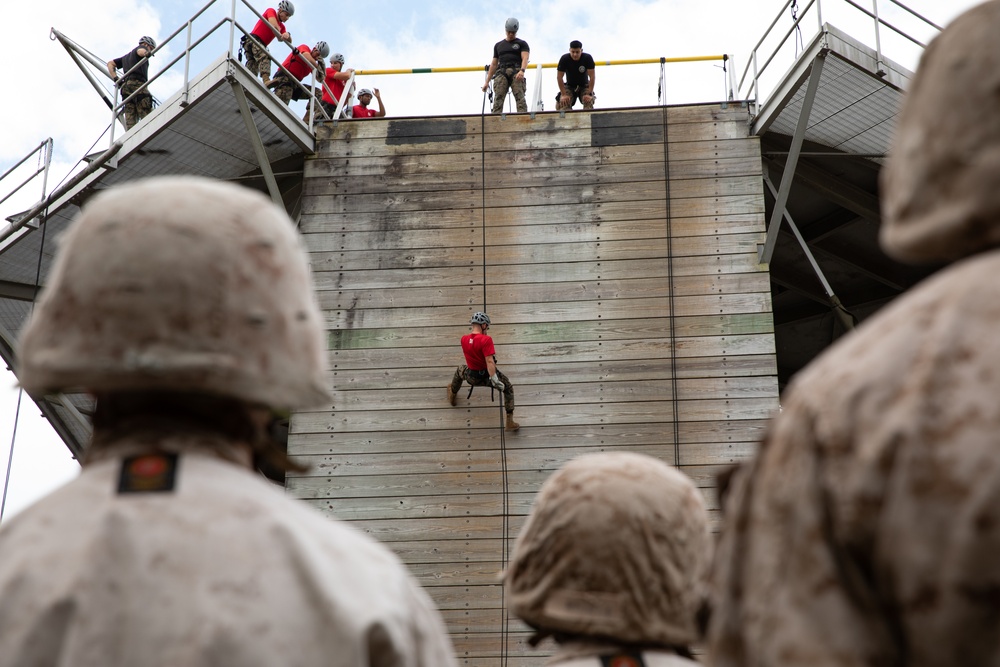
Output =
[
  {"x1": 230, "y1": 80, "x2": 283, "y2": 207},
  {"x1": 763, "y1": 171, "x2": 854, "y2": 330},
  {"x1": 758, "y1": 52, "x2": 826, "y2": 265}
]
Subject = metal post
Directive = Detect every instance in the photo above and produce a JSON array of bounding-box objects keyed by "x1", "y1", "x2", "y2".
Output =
[
  {"x1": 816, "y1": 0, "x2": 824, "y2": 30},
  {"x1": 758, "y1": 52, "x2": 826, "y2": 264},
  {"x1": 752, "y1": 50, "x2": 759, "y2": 111},
  {"x1": 230, "y1": 80, "x2": 284, "y2": 206},
  {"x1": 872, "y1": 0, "x2": 886, "y2": 76},
  {"x1": 182, "y1": 20, "x2": 193, "y2": 107}
]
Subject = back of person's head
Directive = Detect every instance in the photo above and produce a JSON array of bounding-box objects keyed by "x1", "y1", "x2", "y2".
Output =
[
  {"x1": 881, "y1": 0, "x2": 1000, "y2": 263},
  {"x1": 18, "y1": 176, "x2": 331, "y2": 452},
  {"x1": 504, "y1": 452, "x2": 711, "y2": 650},
  {"x1": 570, "y1": 40, "x2": 582, "y2": 49}
]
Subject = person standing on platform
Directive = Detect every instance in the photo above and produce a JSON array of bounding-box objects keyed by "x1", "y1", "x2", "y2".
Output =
[
  {"x1": 448, "y1": 311, "x2": 519, "y2": 431},
  {"x1": 243, "y1": 0, "x2": 294, "y2": 85},
  {"x1": 482, "y1": 17, "x2": 530, "y2": 114},
  {"x1": 0, "y1": 176, "x2": 459, "y2": 667},
  {"x1": 270, "y1": 40, "x2": 329, "y2": 105},
  {"x1": 107, "y1": 36, "x2": 156, "y2": 129},
  {"x1": 707, "y1": 3, "x2": 1000, "y2": 665},
  {"x1": 320, "y1": 53, "x2": 355, "y2": 119},
  {"x1": 556, "y1": 40, "x2": 596, "y2": 110},
  {"x1": 352, "y1": 88, "x2": 385, "y2": 118},
  {"x1": 505, "y1": 452, "x2": 711, "y2": 666}
]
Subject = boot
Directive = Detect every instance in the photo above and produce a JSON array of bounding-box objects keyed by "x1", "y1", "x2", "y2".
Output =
[
  {"x1": 505, "y1": 413, "x2": 520, "y2": 431},
  {"x1": 447, "y1": 385, "x2": 456, "y2": 406}
]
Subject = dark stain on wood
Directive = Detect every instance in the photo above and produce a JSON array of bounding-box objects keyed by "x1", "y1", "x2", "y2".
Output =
[
  {"x1": 591, "y1": 111, "x2": 664, "y2": 146},
  {"x1": 386, "y1": 119, "x2": 468, "y2": 145}
]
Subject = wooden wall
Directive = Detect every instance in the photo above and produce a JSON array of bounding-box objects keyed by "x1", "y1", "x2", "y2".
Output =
[{"x1": 289, "y1": 104, "x2": 778, "y2": 665}]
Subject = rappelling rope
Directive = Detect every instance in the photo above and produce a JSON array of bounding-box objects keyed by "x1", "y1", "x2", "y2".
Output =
[
  {"x1": 481, "y1": 86, "x2": 512, "y2": 665},
  {"x1": 662, "y1": 106, "x2": 681, "y2": 468}
]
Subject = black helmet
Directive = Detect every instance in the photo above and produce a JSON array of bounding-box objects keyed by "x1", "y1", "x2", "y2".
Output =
[{"x1": 471, "y1": 312, "x2": 491, "y2": 326}]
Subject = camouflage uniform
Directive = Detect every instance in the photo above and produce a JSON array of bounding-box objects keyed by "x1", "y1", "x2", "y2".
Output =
[
  {"x1": 708, "y1": 3, "x2": 1000, "y2": 665},
  {"x1": 1, "y1": 177, "x2": 459, "y2": 667},
  {"x1": 243, "y1": 36, "x2": 272, "y2": 81},
  {"x1": 119, "y1": 78, "x2": 152, "y2": 129},
  {"x1": 450, "y1": 365, "x2": 515, "y2": 414},
  {"x1": 491, "y1": 66, "x2": 527, "y2": 113}
]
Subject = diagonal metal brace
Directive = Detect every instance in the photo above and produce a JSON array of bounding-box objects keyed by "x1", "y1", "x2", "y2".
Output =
[
  {"x1": 229, "y1": 80, "x2": 284, "y2": 207},
  {"x1": 758, "y1": 52, "x2": 827, "y2": 265}
]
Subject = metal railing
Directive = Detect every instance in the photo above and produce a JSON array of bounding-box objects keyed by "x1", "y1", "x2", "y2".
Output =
[
  {"x1": 0, "y1": 140, "x2": 53, "y2": 251},
  {"x1": 739, "y1": 0, "x2": 942, "y2": 111},
  {"x1": 50, "y1": 0, "x2": 341, "y2": 144}
]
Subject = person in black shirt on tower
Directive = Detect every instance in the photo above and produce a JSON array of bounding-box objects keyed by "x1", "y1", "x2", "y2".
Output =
[
  {"x1": 556, "y1": 40, "x2": 596, "y2": 110},
  {"x1": 482, "y1": 17, "x2": 530, "y2": 113}
]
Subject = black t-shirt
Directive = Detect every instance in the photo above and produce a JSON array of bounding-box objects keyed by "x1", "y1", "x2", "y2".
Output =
[
  {"x1": 493, "y1": 38, "x2": 529, "y2": 68},
  {"x1": 558, "y1": 52, "x2": 595, "y2": 88},
  {"x1": 114, "y1": 47, "x2": 149, "y2": 82}
]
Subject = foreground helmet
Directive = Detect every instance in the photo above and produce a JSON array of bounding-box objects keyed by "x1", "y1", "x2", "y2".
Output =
[
  {"x1": 277, "y1": 0, "x2": 294, "y2": 16},
  {"x1": 881, "y1": 0, "x2": 1000, "y2": 263},
  {"x1": 18, "y1": 176, "x2": 331, "y2": 411},
  {"x1": 329, "y1": 52, "x2": 345, "y2": 64},
  {"x1": 505, "y1": 17, "x2": 519, "y2": 33},
  {"x1": 505, "y1": 452, "x2": 711, "y2": 647},
  {"x1": 470, "y1": 312, "x2": 490, "y2": 326},
  {"x1": 139, "y1": 35, "x2": 156, "y2": 50},
  {"x1": 357, "y1": 88, "x2": 373, "y2": 98},
  {"x1": 314, "y1": 40, "x2": 330, "y2": 58}
]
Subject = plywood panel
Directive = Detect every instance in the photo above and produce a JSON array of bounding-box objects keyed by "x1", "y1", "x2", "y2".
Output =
[{"x1": 293, "y1": 102, "x2": 774, "y2": 659}]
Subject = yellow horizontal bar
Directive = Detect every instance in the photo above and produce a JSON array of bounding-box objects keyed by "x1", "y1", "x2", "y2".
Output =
[{"x1": 355, "y1": 55, "x2": 726, "y2": 76}]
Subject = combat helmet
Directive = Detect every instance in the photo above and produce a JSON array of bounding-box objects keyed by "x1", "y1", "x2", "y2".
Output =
[
  {"x1": 881, "y1": 0, "x2": 1000, "y2": 263},
  {"x1": 504, "y1": 452, "x2": 711, "y2": 647},
  {"x1": 18, "y1": 176, "x2": 331, "y2": 411}
]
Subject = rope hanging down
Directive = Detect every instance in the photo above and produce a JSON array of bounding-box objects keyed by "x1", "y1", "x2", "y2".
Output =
[
  {"x1": 662, "y1": 107, "x2": 681, "y2": 468},
  {"x1": 791, "y1": 0, "x2": 805, "y2": 57},
  {"x1": 479, "y1": 93, "x2": 512, "y2": 665}
]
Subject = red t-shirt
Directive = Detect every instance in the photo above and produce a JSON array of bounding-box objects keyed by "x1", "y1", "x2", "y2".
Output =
[
  {"x1": 461, "y1": 333, "x2": 496, "y2": 371},
  {"x1": 250, "y1": 8, "x2": 285, "y2": 46},
  {"x1": 352, "y1": 105, "x2": 378, "y2": 118},
  {"x1": 322, "y1": 69, "x2": 346, "y2": 105},
  {"x1": 282, "y1": 45, "x2": 313, "y2": 81}
]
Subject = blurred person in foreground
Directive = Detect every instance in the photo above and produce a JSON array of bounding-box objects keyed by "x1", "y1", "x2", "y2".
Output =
[
  {"x1": 707, "y1": 2, "x2": 1000, "y2": 665},
  {"x1": 505, "y1": 452, "x2": 711, "y2": 666},
  {"x1": 0, "y1": 176, "x2": 457, "y2": 667}
]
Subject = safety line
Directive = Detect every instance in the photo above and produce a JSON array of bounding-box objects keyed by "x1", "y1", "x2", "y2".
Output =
[
  {"x1": 355, "y1": 55, "x2": 727, "y2": 76},
  {"x1": 481, "y1": 88, "x2": 512, "y2": 666},
  {"x1": 662, "y1": 105, "x2": 681, "y2": 468}
]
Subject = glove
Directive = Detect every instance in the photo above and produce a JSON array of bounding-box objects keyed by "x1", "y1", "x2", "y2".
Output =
[{"x1": 490, "y1": 374, "x2": 505, "y2": 392}]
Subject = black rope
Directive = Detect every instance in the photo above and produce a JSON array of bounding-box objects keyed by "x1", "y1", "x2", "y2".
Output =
[
  {"x1": 661, "y1": 107, "x2": 680, "y2": 468},
  {"x1": 481, "y1": 85, "x2": 511, "y2": 665},
  {"x1": 791, "y1": 0, "x2": 805, "y2": 57},
  {"x1": 498, "y1": 394, "x2": 510, "y2": 667}
]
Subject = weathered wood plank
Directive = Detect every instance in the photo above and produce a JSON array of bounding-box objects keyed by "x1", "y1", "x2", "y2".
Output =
[
  {"x1": 317, "y1": 273, "x2": 770, "y2": 310},
  {"x1": 322, "y1": 293, "x2": 772, "y2": 329},
  {"x1": 287, "y1": 418, "x2": 770, "y2": 458}
]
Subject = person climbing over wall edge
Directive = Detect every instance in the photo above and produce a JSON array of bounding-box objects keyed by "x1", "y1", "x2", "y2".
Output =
[{"x1": 448, "y1": 312, "x2": 519, "y2": 431}]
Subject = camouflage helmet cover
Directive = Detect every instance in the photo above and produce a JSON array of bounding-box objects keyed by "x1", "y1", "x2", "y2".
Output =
[
  {"x1": 881, "y1": 0, "x2": 1000, "y2": 263},
  {"x1": 504, "y1": 452, "x2": 712, "y2": 647},
  {"x1": 17, "y1": 176, "x2": 331, "y2": 411}
]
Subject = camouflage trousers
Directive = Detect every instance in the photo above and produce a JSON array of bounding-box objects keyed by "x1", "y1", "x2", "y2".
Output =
[
  {"x1": 243, "y1": 37, "x2": 272, "y2": 81},
  {"x1": 556, "y1": 86, "x2": 595, "y2": 110},
  {"x1": 120, "y1": 78, "x2": 152, "y2": 130},
  {"x1": 491, "y1": 67, "x2": 527, "y2": 113},
  {"x1": 451, "y1": 366, "x2": 516, "y2": 414}
]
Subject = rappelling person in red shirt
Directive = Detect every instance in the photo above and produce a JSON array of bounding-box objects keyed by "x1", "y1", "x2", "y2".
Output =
[{"x1": 448, "y1": 312, "x2": 519, "y2": 431}]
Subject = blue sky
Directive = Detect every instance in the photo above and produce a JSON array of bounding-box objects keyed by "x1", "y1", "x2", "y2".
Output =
[{"x1": 0, "y1": 0, "x2": 984, "y2": 519}]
